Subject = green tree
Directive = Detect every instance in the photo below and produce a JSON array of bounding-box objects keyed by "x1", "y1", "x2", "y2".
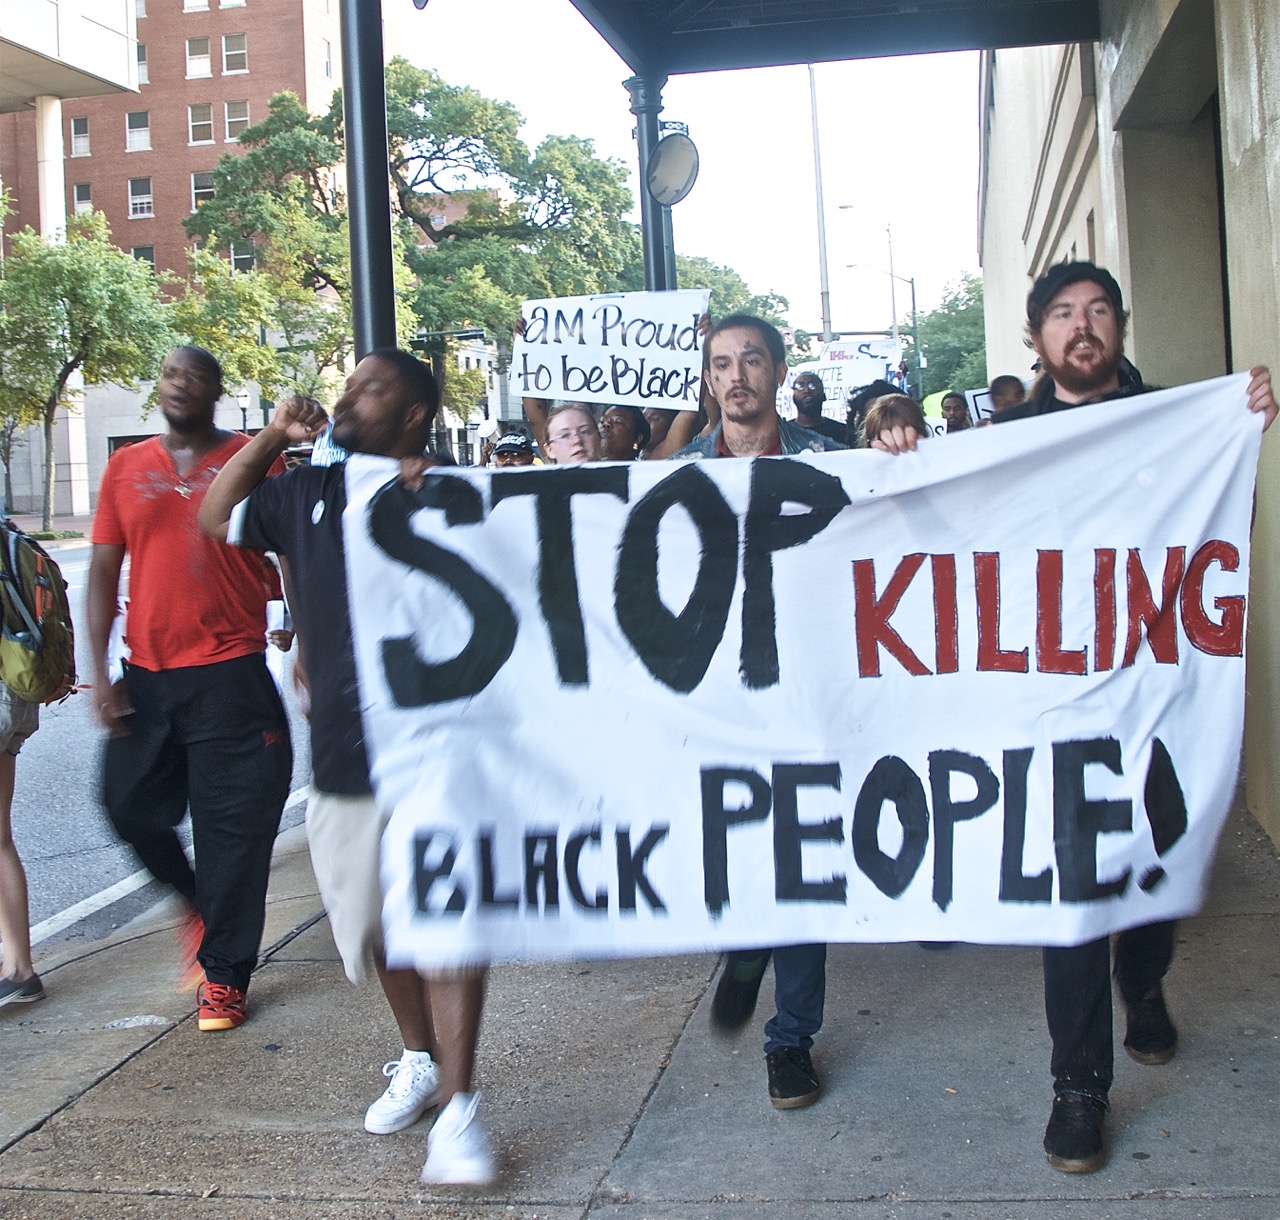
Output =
[
  {"x1": 905, "y1": 273, "x2": 987, "y2": 396},
  {"x1": 672, "y1": 255, "x2": 790, "y2": 325},
  {"x1": 0, "y1": 212, "x2": 175, "y2": 528},
  {"x1": 440, "y1": 360, "x2": 487, "y2": 423}
]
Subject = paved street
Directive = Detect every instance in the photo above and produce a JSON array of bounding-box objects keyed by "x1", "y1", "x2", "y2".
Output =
[{"x1": 8, "y1": 530, "x2": 312, "y2": 955}]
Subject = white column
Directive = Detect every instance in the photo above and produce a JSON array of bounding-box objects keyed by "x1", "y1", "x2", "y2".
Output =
[
  {"x1": 35, "y1": 95, "x2": 91, "y2": 516},
  {"x1": 33, "y1": 95, "x2": 67, "y2": 239}
]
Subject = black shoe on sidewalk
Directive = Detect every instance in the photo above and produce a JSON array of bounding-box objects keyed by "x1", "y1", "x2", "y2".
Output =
[
  {"x1": 0, "y1": 972, "x2": 45, "y2": 1008},
  {"x1": 766, "y1": 1046, "x2": 820, "y2": 1110},
  {"x1": 1123, "y1": 985, "x2": 1178, "y2": 1065},
  {"x1": 711, "y1": 950, "x2": 771, "y2": 1032},
  {"x1": 1043, "y1": 1091, "x2": 1107, "y2": 1173}
]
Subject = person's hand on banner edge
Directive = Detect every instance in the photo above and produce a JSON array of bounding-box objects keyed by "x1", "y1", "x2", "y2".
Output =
[
  {"x1": 1247, "y1": 367, "x2": 1276, "y2": 431},
  {"x1": 271, "y1": 395, "x2": 329, "y2": 444},
  {"x1": 871, "y1": 423, "x2": 922, "y2": 455},
  {"x1": 397, "y1": 454, "x2": 451, "y2": 492}
]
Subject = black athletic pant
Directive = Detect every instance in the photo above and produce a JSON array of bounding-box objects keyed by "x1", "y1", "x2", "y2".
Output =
[
  {"x1": 102, "y1": 653, "x2": 292, "y2": 992},
  {"x1": 1043, "y1": 919, "x2": 1177, "y2": 1102}
]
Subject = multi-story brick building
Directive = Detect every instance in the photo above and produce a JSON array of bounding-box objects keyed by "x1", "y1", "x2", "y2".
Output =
[
  {"x1": 0, "y1": 1, "x2": 512, "y2": 509},
  {"x1": 2, "y1": 0, "x2": 343, "y2": 278}
]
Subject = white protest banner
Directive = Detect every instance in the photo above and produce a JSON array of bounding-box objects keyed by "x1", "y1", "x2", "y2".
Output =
[
  {"x1": 512, "y1": 289, "x2": 711, "y2": 411},
  {"x1": 344, "y1": 375, "x2": 1261, "y2": 969}
]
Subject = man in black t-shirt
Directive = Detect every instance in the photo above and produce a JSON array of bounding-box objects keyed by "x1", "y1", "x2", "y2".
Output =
[
  {"x1": 199, "y1": 349, "x2": 495, "y2": 1188},
  {"x1": 791, "y1": 372, "x2": 847, "y2": 444},
  {"x1": 870, "y1": 260, "x2": 1276, "y2": 1176}
]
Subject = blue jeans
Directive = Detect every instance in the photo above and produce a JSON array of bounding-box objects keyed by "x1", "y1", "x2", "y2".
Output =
[{"x1": 763, "y1": 942, "x2": 827, "y2": 1053}]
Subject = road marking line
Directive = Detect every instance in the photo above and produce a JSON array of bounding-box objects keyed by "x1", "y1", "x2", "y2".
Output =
[{"x1": 29, "y1": 785, "x2": 312, "y2": 947}]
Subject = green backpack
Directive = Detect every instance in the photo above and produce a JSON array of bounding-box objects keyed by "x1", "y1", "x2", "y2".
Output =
[{"x1": 0, "y1": 521, "x2": 77, "y2": 705}]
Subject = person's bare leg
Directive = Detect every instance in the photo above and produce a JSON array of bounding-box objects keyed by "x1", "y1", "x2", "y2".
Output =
[
  {"x1": 375, "y1": 956, "x2": 436, "y2": 1053},
  {"x1": 426, "y1": 968, "x2": 487, "y2": 1100},
  {"x1": 0, "y1": 752, "x2": 35, "y2": 981}
]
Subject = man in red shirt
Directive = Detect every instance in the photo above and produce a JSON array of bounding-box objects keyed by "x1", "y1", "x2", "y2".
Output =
[{"x1": 87, "y1": 345, "x2": 292, "y2": 1032}]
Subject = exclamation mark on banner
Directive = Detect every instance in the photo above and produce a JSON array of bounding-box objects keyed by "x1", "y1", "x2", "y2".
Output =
[{"x1": 1138, "y1": 738, "x2": 1188, "y2": 891}]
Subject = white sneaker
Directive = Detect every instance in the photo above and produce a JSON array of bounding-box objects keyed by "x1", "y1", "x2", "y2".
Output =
[
  {"x1": 420, "y1": 1092, "x2": 496, "y2": 1186},
  {"x1": 364, "y1": 1053, "x2": 441, "y2": 1134}
]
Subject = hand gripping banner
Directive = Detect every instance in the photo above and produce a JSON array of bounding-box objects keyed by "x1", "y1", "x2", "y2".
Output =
[{"x1": 344, "y1": 375, "x2": 1262, "y2": 968}]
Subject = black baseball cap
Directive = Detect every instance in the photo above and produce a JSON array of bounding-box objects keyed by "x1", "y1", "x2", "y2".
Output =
[
  {"x1": 1026, "y1": 261, "x2": 1125, "y2": 331},
  {"x1": 493, "y1": 432, "x2": 534, "y2": 455}
]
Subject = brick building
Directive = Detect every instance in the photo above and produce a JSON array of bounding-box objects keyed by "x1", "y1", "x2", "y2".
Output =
[
  {"x1": 0, "y1": 1, "x2": 512, "y2": 510},
  {"x1": 1, "y1": 0, "x2": 343, "y2": 279}
]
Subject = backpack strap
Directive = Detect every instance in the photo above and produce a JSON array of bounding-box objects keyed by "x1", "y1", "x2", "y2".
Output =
[{"x1": 0, "y1": 528, "x2": 45, "y2": 646}]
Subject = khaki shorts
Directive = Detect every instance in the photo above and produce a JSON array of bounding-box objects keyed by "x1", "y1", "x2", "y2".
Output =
[
  {"x1": 305, "y1": 791, "x2": 386, "y2": 985},
  {"x1": 0, "y1": 686, "x2": 38, "y2": 756}
]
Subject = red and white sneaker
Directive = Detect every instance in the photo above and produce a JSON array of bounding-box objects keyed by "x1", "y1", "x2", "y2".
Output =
[{"x1": 197, "y1": 981, "x2": 247, "y2": 1031}]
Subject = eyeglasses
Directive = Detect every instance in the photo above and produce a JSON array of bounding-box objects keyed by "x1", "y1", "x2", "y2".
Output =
[{"x1": 548, "y1": 427, "x2": 597, "y2": 445}]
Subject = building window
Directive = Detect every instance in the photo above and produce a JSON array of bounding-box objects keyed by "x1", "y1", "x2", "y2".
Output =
[
  {"x1": 230, "y1": 241, "x2": 255, "y2": 273},
  {"x1": 135, "y1": 0, "x2": 146, "y2": 16},
  {"x1": 136, "y1": 43, "x2": 148, "y2": 85},
  {"x1": 186, "y1": 37, "x2": 211, "y2": 78},
  {"x1": 225, "y1": 100, "x2": 250, "y2": 140},
  {"x1": 131, "y1": 246, "x2": 156, "y2": 269},
  {"x1": 191, "y1": 172, "x2": 216, "y2": 210},
  {"x1": 73, "y1": 183, "x2": 92, "y2": 215},
  {"x1": 189, "y1": 103, "x2": 214, "y2": 144},
  {"x1": 322, "y1": 38, "x2": 332, "y2": 78},
  {"x1": 125, "y1": 110, "x2": 151, "y2": 152},
  {"x1": 70, "y1": 117, "x2": 90, "y2": 157},
  {"x1": 128, "y1": 177, "x2": 154, "y2": 218},
  {"x1": 222, "y1": 33, "x2": 248, "y2": 74}
]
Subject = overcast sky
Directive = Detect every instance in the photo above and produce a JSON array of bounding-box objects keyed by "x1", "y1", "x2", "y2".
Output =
[{"x1": 392, "y1": 0, "x2": 983, "y2": 338}]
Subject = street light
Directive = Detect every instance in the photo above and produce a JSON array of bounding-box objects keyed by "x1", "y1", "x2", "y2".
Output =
[{"x1": 845, "y1": 254, "x2": 922, "y2": 402}]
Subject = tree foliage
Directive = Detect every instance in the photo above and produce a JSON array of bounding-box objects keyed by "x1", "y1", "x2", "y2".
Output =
[
  {"x1": 0, "y1": 212, "x2": 175, "y2": 527},
  {"x1": 905, "y1": 272, "x2": 987, "y2": 396},
  {"x1": 182, "y1": 65, "x2": 790, "y2": 406}
]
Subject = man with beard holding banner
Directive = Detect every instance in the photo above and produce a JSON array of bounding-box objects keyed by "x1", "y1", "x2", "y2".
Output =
[
  {"x1": 198, "y1": 350, "x2": 495, "y2": 1189},
  {"x1": 675, "y1": 314, "x2": 845, "y2": 1112},
  {"x1": 874, "y1": 260, "x2": 1276, "y2": 1174}
]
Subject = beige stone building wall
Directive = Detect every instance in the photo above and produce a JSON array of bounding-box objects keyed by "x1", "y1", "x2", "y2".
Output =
[{"x1": 979, "y1": 0, "x2": 1280, "y2": 843}]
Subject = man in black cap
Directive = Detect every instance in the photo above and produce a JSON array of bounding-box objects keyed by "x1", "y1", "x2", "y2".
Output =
[
  {"x1": 490, "y1": 432, "x2": 536, "y2": 467},
  {"x1": 872, "y1": 259, "x2": 1276, "y2": 1175}
]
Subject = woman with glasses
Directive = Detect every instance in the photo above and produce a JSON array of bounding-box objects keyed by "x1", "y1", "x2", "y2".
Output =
[{"x1": 542, "y1": 403, "x2": 603, "y2": 465}]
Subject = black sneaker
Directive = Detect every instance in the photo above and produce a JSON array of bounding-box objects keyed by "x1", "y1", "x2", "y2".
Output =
[
  {"x1": 766, "y1": 1046, "x2": 820, "y2": 1110},
  {"x1": 1123, "y1": 986, "x2": 1178, "y2": 1065},
  {"x1": 0, "y1": 972, "x2": 45, "y2": 1008},
  {"x1": 710, "y1": 950, "x2": 771, "y2": 1033},
  {"x1": 1043, "y1": 1091, "x2": 1107, "y2": 1173}
]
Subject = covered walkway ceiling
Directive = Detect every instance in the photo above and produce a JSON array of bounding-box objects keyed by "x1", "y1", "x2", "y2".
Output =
[{"x1": 568, "y1": 0, "x2": 1100, "y2": 75}]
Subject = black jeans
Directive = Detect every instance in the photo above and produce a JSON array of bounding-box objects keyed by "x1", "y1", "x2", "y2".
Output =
[
  {"x1": 1043, "y1": 920, "x2": 1176, "y2": 1102},
  {"x1": 102, "y1": 654, "x2": 292, "y2": 991}
]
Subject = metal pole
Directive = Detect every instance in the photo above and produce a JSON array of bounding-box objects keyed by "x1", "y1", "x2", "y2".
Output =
[
  {"x1": 809, "y1": 65, "x2": 833, "y2": 342},
  {"x1": 909, "y1": 276, "x2": 922, "y2": 399},
  {"x1": 886, "y1": 224, "x2": 900, "y2": 350},
  {"x1": 661, "y1": 204, "x2": 678, "y2": 289},
  {"x1": 341, "y1": 0, "x2": 396, "y2": 358},
  {"x1": 625, "y1": 75, "x2": 669, "y2": 292}
]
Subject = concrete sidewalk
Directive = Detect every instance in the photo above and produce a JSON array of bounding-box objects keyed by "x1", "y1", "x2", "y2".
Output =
[{"x1": 3, "y1": 803, "x2": 1279, "y2": 1218}]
